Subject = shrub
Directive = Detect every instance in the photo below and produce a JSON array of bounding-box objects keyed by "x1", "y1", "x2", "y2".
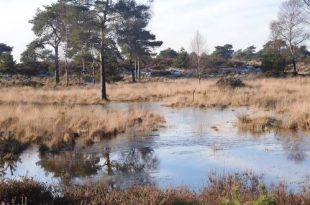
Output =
[{"x1": 0, "y1": 178, "x2": 58, "y2": 205}]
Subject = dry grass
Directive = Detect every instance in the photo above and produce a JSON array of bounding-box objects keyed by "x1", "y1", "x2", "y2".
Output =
[
  {"x1": 0, "y1": 105, "x2": 165, "y2": 151},
  {"x1": 236, "y1": 113, "x2": 283, "y2": 133},
  {"x1": 123, "y1": 77, "x2": 310, "y2": 132},
  {"x1": 1, "y1": 77, "x2": 310, "y2": 131},
  {"x1": 1, "y1": 173, "x2": 309, "y2": 205},
  {"x1": 0, "y1": 86, "x2": 104, "y2": 106}
]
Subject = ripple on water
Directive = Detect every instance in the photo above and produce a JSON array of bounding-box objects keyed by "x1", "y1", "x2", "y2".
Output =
[{"x1": 1, "y1": 102, "x2": 309, "y2": 192}]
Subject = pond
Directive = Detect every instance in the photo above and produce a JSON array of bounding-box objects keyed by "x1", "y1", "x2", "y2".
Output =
[{"x1": 1, "y1": 102, "x2": 309, "y2": 191}]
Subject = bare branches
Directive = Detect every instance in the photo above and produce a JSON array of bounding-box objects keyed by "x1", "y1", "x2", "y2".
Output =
[
  {"x1": 191, "y1": 31, "x2": 206, "y2": 58},
  {"x1": 191, "y1": 31, "x2": 206, "y2": 83},
  {"x1": 275, "y1": 0, "x2": 309, "y2": 73}
]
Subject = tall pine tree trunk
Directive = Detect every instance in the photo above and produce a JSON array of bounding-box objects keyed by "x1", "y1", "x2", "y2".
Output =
[
  {"x1": 138, "y1": 57, "x2": 141, "y2": 80},
  {"x1": 100, "y1": 27, "x2": 108, "y2": 100},
  {"x1": 82, "y1": 58, "x2": 85, "y2": 74},
  {"x1": 292, "y1": 58, "x2": 297, "y2": 75},
  {"x1": 65, "y1": 58, "x2": 69, "y2": 87},
  {"x1": 130, "y1": 56, "x2": 136, "y2": 83},
  {"x1": 92, "y1": 60, "x2": 96, "y2": 84},
  {"x1": 134, "y1": 58, "x2": 137, "y2": 78},
  {"x1": 131, "y1": 68, "x2": 136, "y2": 82},
  {"x1": 54, "y1": 46, "x2": 60, "y2": 85}
]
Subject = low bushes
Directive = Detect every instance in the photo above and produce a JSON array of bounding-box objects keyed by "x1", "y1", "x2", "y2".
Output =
[
  {"x1": 0, "y1": 174, "x2": 309, "y2": 205},
  {"x1": 216, "y1": 78, "x2": 245, "y2": 89}
]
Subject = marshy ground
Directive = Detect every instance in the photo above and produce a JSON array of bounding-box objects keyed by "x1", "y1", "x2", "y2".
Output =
[
  {"x1": 0, "y1": 104, "x2": 165, "y2": 155},
  {"x1": 1, "y1": 77, "x2": 310, "y2": 132},
  {"x1": 0, "y1": 77, "x2": 310, "y2": 204}
]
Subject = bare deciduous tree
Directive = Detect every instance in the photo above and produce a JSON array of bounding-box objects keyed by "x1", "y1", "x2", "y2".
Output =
[
  {"x1": 276, "y1": 0, "x2": 309, "y2": 74},
  {"x1": 191, "y1": 31, "x2": 206, "y2": 83},
  {"x1": 304, "y1": 0, "x2": 310, "y2": 9},
  {"x1": 303, "y1": 0, "x2": 310, "y2": 23},
  {"x1": 270, "y1": 21, "x2": 281, "y2": 43}
]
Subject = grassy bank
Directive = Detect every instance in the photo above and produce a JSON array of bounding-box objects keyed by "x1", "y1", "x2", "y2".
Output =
[
  {"x1": 113, "y1": 77, "x2": 310, "y2": 132},
  {"x1": 1, "y1": 77, "x2": 310, "y2": 132},
  {"x1": 0, "y1": 105, "x2": 165, "y2": 153},
  {"x1": 0, "y1": 173, "x2": 309, "y2": 205}
]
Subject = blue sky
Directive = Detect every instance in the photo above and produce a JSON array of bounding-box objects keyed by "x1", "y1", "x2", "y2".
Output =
[{"x1": 0, "y1": 0, "x2": 284, "y2": 61}]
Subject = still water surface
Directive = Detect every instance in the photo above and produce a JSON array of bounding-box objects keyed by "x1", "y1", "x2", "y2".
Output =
[{"x1": 1, "y1": 103, "x2": 309, "y2": 191}]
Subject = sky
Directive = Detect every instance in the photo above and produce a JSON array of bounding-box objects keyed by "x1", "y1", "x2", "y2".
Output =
[{"x1": 0, "y1": 0, "x2": 284, "y2": 61}]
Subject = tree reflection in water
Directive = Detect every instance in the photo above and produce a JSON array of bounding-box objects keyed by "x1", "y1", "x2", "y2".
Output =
[
  {"x1": 37, "y1": 152, "x2": 102, "y2": 184},
  {"x1": 239, "y1": 129, "x2": 309, "y2": 164},
  {"x1": 0, "y1": 157, "x2": 19, "y2": 177},
  {"x1": 275, "y1": 130, "x2": 308, "y2": 163},
  {"x1": 37, "y1": 146, "x2": 159, "y2": 188},
  {"x1": 105, "y1": 147, "x2": 159, "y2": 188}
]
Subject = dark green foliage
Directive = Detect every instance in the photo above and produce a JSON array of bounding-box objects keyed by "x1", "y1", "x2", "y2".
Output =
[
  {"x1": 20, "y1": 40, "x2": 53, "y2": 76},
  {"x1": 116, "y1": 0, "x2": 162, "y2": 64},
  {"x1": 0, "y1": 43, "x2": 15, "y2": 70},
  {"x1": 173, "y1": 48, "x2": 189, "y2": 68},
  {"x1": 158, "y1": 48, "x2": 178, "y2": 59},
  {"x1": 30, "y1": 3, "x2": 65, "y2": 45},
  {"x1": 261, "y1": 40, "x2": 289, "y2": 72},
  {"x1": 20, "y1": 40, "x2": 52, "y2": 66},
  {"x1": 213, "y1": 44, "x2": 234, "y2": 60},
  {"x1": 29, "y1": 2, "x2": 68, "y2": 83},
  {"x1": 0, "y1": 44, "x2": 12, "y2": 54},
  {"x1": 233, "y1": 46, "x2": 257, "y2": 62},
  {"x1": 261, "y1": 49, "x2": 288, "y2": 72}
]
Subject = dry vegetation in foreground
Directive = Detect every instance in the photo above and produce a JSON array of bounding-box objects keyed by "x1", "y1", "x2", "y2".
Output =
[
  {"x1": 0, "y1": 173, "x2": 309, "y2": 205},
  {"x1": 1, "y1": 77, "x2": 310, "y2": 131},
  {"x1": 0, "y1": 105, "x2": 165, "y2": 154}
]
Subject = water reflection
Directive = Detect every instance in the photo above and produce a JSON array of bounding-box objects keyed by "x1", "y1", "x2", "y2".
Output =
[
  {"x1": 274, "y1": 131, "x2": 308, "y2": 163},
  {"x1": 35, "y1": 146, "x2": 158, "y2": 187},
  {"x1": 104, "y1": 147, "x2": 159, "y2": 188},
  {"x1": 0, "y1": 157, "x2": 19, "y2": 177},
  {"x1": 0, "y1": 103, "x2": 309, "y2": 191},
  {"x1": 238, "y1": 128, "x2": 309, "y2": 163},
  {"x1": 37, "y1": 152, "x2": 102, "y2": 184},
  {"x1": 112, "y1": 147, "x2": 158, "y2": 174}
]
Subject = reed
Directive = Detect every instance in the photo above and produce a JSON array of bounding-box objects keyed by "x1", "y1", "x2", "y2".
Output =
[{"x1": 0, "y1": 105, "x2": 165, "y2": 152}]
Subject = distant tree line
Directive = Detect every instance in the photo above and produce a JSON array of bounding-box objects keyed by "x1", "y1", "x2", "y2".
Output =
[
  {"x1": 147, "y1": 0, "x2": 310, "y2": 74},
  {"x1": 1, "y1": 0, "x2": 310, "y2": 90}
]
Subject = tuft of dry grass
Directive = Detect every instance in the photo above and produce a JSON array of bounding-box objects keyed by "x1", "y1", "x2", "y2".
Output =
[
  {"x1": 236, "y1": 113, "x2": 283, "y2": 133},
  {"x1": 0, "y1": 105, "x2": 165, "y2": 152}
]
